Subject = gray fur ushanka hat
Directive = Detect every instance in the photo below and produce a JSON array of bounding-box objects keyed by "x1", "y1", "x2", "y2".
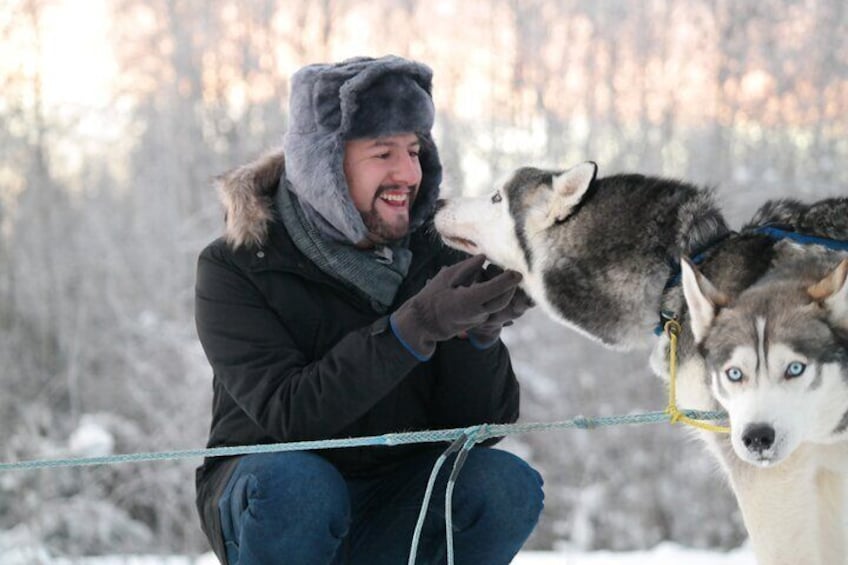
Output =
[{"x1": 283, "y1": 55, "x2": 442, "y2": 244}]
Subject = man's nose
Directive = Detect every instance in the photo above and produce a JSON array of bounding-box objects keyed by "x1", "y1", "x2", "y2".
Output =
[{"x1": 391, "y1": 154, "x2": 421, "y2": 185}]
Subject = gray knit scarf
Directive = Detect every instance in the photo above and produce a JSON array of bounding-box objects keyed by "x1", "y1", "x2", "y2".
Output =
[{"x1": 276, "y1": 181, "x2": 412, "y2": 313}]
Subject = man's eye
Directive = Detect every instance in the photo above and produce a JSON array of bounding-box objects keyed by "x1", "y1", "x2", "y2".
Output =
[{"x1": 491, "y1": 192, "x2": 502, "y2": 203}]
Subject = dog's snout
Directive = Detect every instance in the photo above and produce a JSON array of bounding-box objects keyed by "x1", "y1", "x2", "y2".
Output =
[
  {"x1": 434, "y1": 199, "x2": 447, "y2": 212},
  {"x1": 742, "y1": 423, "x2": 776, "y2": 453}
]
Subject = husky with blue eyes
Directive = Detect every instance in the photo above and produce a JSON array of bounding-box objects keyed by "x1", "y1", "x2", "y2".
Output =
[
  {"x1": 682, "y1": 246, "x2": 848, "y2": 565},
  {"x1": 435, "y1": 161, "x2": 848, "y2": 564},
  {"x1": 682, "y1": 248, "x2": 848, "y2": 468}
]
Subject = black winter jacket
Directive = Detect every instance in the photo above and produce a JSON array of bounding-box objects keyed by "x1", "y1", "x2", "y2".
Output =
[{"x1": 193, "y1": 150, "x2": 521, "y2": 562}]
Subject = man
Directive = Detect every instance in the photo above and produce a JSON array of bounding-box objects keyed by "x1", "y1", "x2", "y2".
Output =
[{"x1": 194, "y1": 55, "x2": 544, "y2": 565}]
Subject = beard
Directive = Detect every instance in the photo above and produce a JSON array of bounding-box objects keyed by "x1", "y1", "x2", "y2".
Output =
[
  {"x1": 361, "y1": 210, "x2": 408, "y2": 243},
  {"x1": 360, "y1": 185, "x2": 417, "y2": 244}
]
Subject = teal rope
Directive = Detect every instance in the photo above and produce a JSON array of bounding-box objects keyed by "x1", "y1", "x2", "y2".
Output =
[
  {"x1": 0, "y1": 409, "x2": 726, "y2": 473},
  {"x1": 406, "y1": 427, "x2": 484, "y2": 565},
  {"x1": 444, "y1": 429, "x2": 481, "y2": 564},
  {"x1": 407, "y1": 432, "x2": 469, "y2": 565}
]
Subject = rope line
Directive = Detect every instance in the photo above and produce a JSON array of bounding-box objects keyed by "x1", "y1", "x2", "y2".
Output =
[
  {"x1": 663, "y1": 320, "x2": 731, "y2": 434},
  {"x1": 0, "y1": 322, "x2": 730, "y2": 474},
  {"x1": 0, "y1": 409, "x2": 726, "y2": 473},
  {"x1": 407, "y1": 431, "x2": 470, "y2": 565},
  {"x1": 444, "y1": 428, "x2": 479, "y2": 564}
]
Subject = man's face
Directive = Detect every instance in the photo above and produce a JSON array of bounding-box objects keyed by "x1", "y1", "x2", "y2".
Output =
[{"x1": 343, "y1": 133, "x2": 423, "y2": 245}]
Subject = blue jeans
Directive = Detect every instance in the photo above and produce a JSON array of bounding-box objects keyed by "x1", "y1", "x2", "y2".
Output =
[{"x1": 217, "y1": 446, "x2": 544, "y2": 565}]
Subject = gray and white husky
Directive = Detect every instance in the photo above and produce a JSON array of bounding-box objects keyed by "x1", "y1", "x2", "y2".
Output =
[{"x1": 434, "y1": 162, "x2": 848, "y2": 564}]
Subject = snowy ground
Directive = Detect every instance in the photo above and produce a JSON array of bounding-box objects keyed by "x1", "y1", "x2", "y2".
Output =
[
  {"x1": 4, "y1": 544, "x2": 755, "y2": 565},
  {"x1": 513, "y1": 543, "x2": 754, "y2": 564},
  {"x1": 2, "y1": 519, "x2": 753, "y2": 564}
]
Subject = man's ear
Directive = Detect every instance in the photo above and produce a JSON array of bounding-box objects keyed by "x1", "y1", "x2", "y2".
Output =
[
  {"x1": 546, "y1": 161, "x2": 597, "y2": 226},
  {"x1": 681, "y1": 257, "x2": 728, "y2": 344},
  {"x1": 808, "y1": 259, "x2": 848, "y2": 330}
]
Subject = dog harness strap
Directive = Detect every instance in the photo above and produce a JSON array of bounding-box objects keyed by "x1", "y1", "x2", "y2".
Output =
[
  {"x1": 656, "y1": 231, "x2": 737, "y2": 335},
  {"x1": 752, "y1": 225, "x2": 848, "y2": 252}
]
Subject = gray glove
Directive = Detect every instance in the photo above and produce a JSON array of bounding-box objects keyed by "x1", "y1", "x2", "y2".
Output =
[
  {"x1": 467, "y1": 276, "x2": 534, "y2": 348},
  {"x1": 390, "y1": 254, "x2": 522, "y2": 360}
]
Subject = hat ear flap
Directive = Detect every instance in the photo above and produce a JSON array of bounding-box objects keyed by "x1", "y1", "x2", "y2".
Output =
[
  {"x1": 408, "y1": 133, "x2": 442, "y2": 230},
  {"x1": 546, "y1": 162, "x2": 597, "y2": 227}
]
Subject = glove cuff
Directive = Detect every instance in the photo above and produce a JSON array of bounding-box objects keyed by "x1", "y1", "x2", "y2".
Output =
[
  {"x1": 466, "y1": 329, "x2": 501, "y2": 350},
  {"x1": 389, "y1": 310, "x2": 435, "y2": 362}
]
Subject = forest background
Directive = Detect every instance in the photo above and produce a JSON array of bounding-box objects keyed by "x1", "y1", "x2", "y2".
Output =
[{"x1": 1, "y1": 0, "x2": 846, "y2": 558}]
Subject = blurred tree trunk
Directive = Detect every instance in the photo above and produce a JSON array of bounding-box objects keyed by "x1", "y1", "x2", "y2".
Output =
[{"x1": 711, "y1": 0, "x2": 752, "y2": 188}]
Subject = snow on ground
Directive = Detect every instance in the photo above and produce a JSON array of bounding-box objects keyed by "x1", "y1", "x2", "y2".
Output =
[
  {"x1": 512, "y1": 542, "x2": 754, "y2": 564},
  {"x1": 3, "y1": 545, "x2": 755, "y2": 565},
  {"x1": 2, "y1": 523, "x2": 754, "y2": 564}
]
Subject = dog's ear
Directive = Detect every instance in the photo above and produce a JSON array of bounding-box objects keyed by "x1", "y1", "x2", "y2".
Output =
[
  {"x1": 681, "y1": 258, "x2": 729, "y2": 344},
  {"x1": 547, "y1": 161, "x2": 597, "y2": 226},
  {"x1": 808, "y1": 259, "x2": 848, "y2": 330}
]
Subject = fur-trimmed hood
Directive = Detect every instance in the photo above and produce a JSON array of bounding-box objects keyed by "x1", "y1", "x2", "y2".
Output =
[{"x1": 215, "y1": 147, "x2": 287, "y2": 249}]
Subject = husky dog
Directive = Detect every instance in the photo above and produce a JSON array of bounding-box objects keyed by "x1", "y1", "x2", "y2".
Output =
[
  {"x1": 434, "y1": 162, "x2": 848, "y2": 564},
  {"x1": 681, "y1": 244, "x2": 848, "y2": 564},
  {"x1": 435, "y1": 163, "x2": 730, "y2": 349}
]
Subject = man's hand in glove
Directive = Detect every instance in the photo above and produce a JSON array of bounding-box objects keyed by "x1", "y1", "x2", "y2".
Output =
[
  {"x1": 466, "y1": 264, "x2": 534, "y2": 348},
  {"x1": 390, "y1": 254, "x2": 522, "y2": 361}
]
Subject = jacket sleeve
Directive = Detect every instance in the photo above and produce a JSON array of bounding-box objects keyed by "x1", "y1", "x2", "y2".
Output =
[
  {"x1": 428, "y1": 330, "x2": 521, "y2": 434},
  {"x1": 194, "y1": 244, "x2": 421, "y2": 442}
]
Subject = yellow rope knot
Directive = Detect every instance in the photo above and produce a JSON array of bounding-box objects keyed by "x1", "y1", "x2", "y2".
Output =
[
  {"x1": 664, "y1": 319, "x2": 730, "y2": 434},
  {"x1": 666, "y1": 408, "x2": 683, "y2": 424}
]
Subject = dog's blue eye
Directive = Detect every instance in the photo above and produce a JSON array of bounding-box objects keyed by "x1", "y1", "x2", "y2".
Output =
[
  {"x1": 725, "y1": 367, "x2": 744, "y2": 382},
  {"x1": 491, "y1": 192, "x2": 502, "y2": 203},
  {"x1": 785, "y1": 362, "x2": 806, "y2": 378}
]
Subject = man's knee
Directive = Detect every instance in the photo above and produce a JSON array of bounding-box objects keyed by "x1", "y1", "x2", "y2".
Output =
[
  {"x1": 453, "y1": 447, "x2": 544, "y2": 533},
  {"x1": 225, "y1": 451, "x2": 351, "y2": 537}
]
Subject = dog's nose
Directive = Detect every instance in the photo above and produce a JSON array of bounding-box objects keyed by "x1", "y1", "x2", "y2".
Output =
[
  {"x1": 434, "y1": 199, "x2": 446, "y2": 211},
  {"x1": 742, "y1": 423, "x2": 775, "y2": 453}
]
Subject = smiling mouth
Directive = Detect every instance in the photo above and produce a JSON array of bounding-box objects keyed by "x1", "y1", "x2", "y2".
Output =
[
  {"x1": 376, "y1": 185, "x2": 414, "y2": 208},
  {"x1": 379, "y1": 194, "x2": 409, "y2": 208}
]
